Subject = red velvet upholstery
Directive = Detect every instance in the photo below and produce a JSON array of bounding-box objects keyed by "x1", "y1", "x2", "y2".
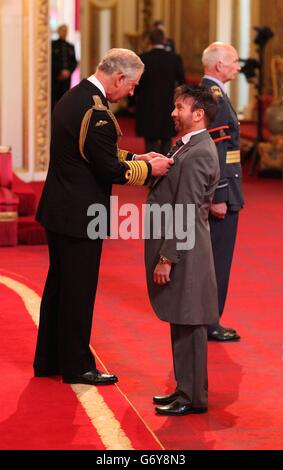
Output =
[
  {"x1": 0, "y1": 148, "x2": 19, "y2": 246},
  {"x1": 13, "y1": 174, "x2": 37, "y2": 216},
  {"x1": 0, "y1": 187, "x2": 19, "y2": 209},
  {"x1": 0, "y1": 149, "x2": 13, "y2": 189}
]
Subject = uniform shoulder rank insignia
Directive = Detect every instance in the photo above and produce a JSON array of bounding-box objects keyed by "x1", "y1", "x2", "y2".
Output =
[
  {"x1": 93, "y1": 95, "x2": 108, "y2": 111},
  {"x1": 210, "y1": 85, "x2": 223, "y2": 97},
  {"x1": 95, "y1": 120, "x2": 108, "y2": 127}
]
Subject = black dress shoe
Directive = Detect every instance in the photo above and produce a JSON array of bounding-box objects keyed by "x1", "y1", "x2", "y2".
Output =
[
  {"x1": 62, "y1": 369, "x2": 118, "y2": 385},
  {"x1": 219, "y1": 324, "x2": 237, "y2": 334},
  {"x1": 34, "y1": 369, "x2": 61, "y2": 377},
  {"x1": 153, "y1": 391, "x2": 179, "y2": 405},
  {"x1": 208, "y1": 328, "x2": 240, "y2": 342},
  {"x1": 155, "y1": 400, "x2": 207, "y2": 416}
]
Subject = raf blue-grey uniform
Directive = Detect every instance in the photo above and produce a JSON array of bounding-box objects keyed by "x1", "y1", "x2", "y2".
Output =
[{"x1": 201, "y1": 77, "x2": 244, "y2": 340}]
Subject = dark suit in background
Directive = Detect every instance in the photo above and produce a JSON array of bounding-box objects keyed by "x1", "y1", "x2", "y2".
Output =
[
  {"x1": 51, "y1": 29, "x2": 77, "y2": 110},
  {"x1": 135, "y1": 30, "x2": 185, "y2": 155}
]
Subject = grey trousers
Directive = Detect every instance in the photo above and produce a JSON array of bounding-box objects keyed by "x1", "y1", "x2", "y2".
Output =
[{"x1": 170, "y1": 324, "x2": 208, "y2": 407}]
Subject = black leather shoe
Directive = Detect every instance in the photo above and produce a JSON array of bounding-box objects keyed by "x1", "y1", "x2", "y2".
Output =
[
  {"x1": 34, "y1": 369, "x2": 61, "y2": 377},
  {"x1": 219, "y1": 324, "x2": 237, "y2": 334},
  {"x1": 153, "y1": 391, "x2": 179, "y2": 405},
  {"x1": 155, "y1": 400, "x2": 207, "y2": 416},
  {"x1": 62, "y1": 369, "x2": 118, "y2": 385},
  {"x1": 208, "y1": 327, "x2": 240, "y2": 342}
]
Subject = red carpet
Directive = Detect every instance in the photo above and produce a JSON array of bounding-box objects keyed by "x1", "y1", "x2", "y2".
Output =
[
  {"x1": 0, "y1": 281, "x2": 106, "y2": 450},
  {"x1": 0, "y1": 271, "x2": 163, "y2": 450},
  {"x1": 0, "y1": 173, "x2": 283, "y2": 449}
]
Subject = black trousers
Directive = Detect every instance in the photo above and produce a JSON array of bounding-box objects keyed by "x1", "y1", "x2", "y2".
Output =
[
  {"x1": 170, "y1": 324, "x2": 208, "y2": 407},
  {"x1": 209, "y1": 210, "x2": 239, "y2": 325},
  {"x1": 51, "y1": 78, "x2": 71, "y2": 110},
  {"x1": 33, "y1": 230, "x2": 103, "y2": 376},
  {"x1": 145, "y1": 138, "x2": 172, "y2": 155}
]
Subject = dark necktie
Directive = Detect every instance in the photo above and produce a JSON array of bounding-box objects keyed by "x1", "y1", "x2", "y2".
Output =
[
  {"x1": 150, "y1": 139, "x2": 184, "y2": 190},
  {"x1": 167, "y1": 139, "x2": 184, "y2": 158}
]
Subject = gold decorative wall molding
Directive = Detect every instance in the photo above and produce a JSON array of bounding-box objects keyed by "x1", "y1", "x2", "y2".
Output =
[
  {"x1": 34, "y1": 0, "x2": 49, "y2": 172},
  {"x1": 142, "y1": 0, "x2": 153, "y2": 32},
  {"x1": 91, "y1": 0, "x2": 118, "y2": 8},
  {"x1": 179, "y1": 0, "x2": 210, "y2": 76}
]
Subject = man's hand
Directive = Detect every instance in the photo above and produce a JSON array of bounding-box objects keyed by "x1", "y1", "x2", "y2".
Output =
[
  {"x1": 210, "y1": 202, "x2": 228, "y2": 219},
  {"x1": 134, "y1": 152, "x2": 167, "y2": 162},
  {"x1": 150, "y1": 157, "x2": 174, "y2": 176},
  {"x1": 59, "y1": 69, "x2": 71, "y2": 80},
  {"x1": 154, "y1": 261, "x2": 172, "y2": 285}
]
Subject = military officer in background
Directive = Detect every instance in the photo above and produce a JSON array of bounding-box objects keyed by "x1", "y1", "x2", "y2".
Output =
[
  {"x1": 201, "y1": 42, "x2": 244, "y2": 342},
  {"x1": 51, "y1": 24, "x2": 78, "y2": 110}
]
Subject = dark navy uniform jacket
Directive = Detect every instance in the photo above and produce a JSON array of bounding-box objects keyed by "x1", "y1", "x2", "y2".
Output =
[
  {"x1": 37, "y1": 80, "x2": 151, "y2": 238},
  {"x1": 201, "y1": 77, "x2": 244, "y2": 212},
  {"x1": 52, "y1": 39, "x2": 77, "y2": 83}
]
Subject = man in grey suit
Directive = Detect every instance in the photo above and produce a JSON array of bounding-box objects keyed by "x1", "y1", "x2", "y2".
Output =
[{"x1": 145, "y1": 85, "x2": 220, "y2": 416}]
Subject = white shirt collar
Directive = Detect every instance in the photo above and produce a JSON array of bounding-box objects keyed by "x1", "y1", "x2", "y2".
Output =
[
  {"x1": 203, "y1": 75, "x2": 226, "y2": 93},
  {"x1": 172, "y1": 129, "x2": 206, "y2": 158},
  {"x1": 87, "y1": 74, "x2": 106, "y2": 98},
  {"x1": 181, "y1": 128, "x2": 206, "y2": 145}
]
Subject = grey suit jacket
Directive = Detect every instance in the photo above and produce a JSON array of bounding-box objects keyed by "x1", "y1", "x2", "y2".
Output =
[{"x1": 145, "y1": 130, "x2": 220, "y2": 325}]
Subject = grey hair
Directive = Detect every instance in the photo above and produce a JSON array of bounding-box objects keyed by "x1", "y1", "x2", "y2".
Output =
[
  {"x1": 97, "y1": 48, "x2": 144, "y2": 79},
  {"x1": 202, "y1": 42, "x2": 234, "y2": 69}
]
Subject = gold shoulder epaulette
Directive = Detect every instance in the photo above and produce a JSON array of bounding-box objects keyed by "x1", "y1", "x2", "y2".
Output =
[
  {"x1": 93, "y1": 95, "x2": 108, "y2": 111},
  {"x1": 210, "y1": 85, "x2": 223, "y2": 97},
  {"x1": 79, "y1": 95, "x2": 122, "y2": 162},
  {"x1": 93, "y1": 95, "x2": 122, "y2": 139}
]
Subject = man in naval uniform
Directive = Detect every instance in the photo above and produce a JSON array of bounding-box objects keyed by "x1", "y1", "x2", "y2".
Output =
[
  {"x1": 51, "y1": 24, "x2": 78, "y2": 110},
  {"x1": 201, "y1": 42, "x2": 244, "y2": 341},
  {"x1": 34, "y1": 48, "x2": 173, "y2": 386}
]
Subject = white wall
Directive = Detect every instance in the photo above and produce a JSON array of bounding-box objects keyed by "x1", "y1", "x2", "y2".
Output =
[
  {"x1": 1, "y1": 0, "x2": 23, "y2": 168},
  {"x1": 216, "y1": 0, "x2": 232, "y2": 96},
  {"x1": 238, "y1": 0, "x2": 251, "y2": 114}
]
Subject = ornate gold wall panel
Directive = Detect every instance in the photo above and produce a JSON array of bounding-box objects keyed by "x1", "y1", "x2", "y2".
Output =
[
  {"x1": 34, "y1": 0, "x2": 49, "y2": 172},
  {"x1": 259, "y1": 0, "x2": 283, "y2": 94},
  {"x1": 91, "y1": 0, "x2": 117, "y2": 7},
  {"x1": 179, "y1": 0, "x2": 210, "y2": 77},
  {"x1": 142, "y1": 0, "x2": 153, "y2": 32}
]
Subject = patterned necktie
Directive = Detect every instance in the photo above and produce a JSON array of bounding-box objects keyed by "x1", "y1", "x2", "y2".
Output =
[{"x1": 167, "y1": 139, "x2": 184, "y2": 158}]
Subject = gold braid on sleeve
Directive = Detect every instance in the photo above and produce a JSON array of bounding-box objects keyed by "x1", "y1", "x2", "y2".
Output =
[
  {"x1": 125, "y1": 161, "x2": 148, "y2": 185},
  {"x1": 118, "y1": 149, "x2": 129, "y2": 162}
]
